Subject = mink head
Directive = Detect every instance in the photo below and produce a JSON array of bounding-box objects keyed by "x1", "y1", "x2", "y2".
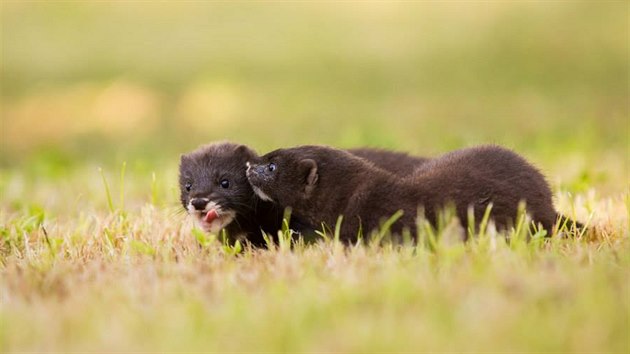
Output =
[
  {"x1": 179, "y1": 142, "x2": 258, "y2": 233},
  {"x1": 245, "y1": 147, "x2": 319, "y2": 210}
]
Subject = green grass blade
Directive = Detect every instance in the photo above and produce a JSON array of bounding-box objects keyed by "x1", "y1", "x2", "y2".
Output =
[
  {"x1": 119, "y1": 161, "x2": 126, "y2": 211},
  {"x1": 99, "y1": 167, "x2": 115, "y2": 214}
]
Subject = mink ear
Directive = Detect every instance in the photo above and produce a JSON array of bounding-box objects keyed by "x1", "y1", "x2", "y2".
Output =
[
  {"x1": 298, "y1": 159, "x2": 318, "y2": 196},
  {"x1": 234, "y1": 144, "x2": 258, "y2": 160}
]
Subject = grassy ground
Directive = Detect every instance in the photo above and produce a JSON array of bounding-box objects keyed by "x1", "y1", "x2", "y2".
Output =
[
  {"x1": 1, "y1": 2, "x2": 628, "y2": 352},
  {"x1": 1, "y1": 192, "x2": 628, "y2": 352}
]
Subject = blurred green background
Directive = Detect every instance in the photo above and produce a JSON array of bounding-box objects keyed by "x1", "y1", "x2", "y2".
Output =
[{"x1": 1, "y1": 2, "x2": 628, "y2": 194}]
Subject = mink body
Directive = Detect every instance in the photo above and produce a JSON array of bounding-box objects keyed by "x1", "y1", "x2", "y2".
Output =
[{"x1": 246, "y1": 145, "x2": 578, "y2": 242}]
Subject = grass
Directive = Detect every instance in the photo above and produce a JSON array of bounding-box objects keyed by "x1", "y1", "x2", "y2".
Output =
[
  {"x1": 1, "y1": 1, "x2": 628, "y2": 352},
  {"x1": 0, "y1": 166, "x2": 628, "y2": 352}
]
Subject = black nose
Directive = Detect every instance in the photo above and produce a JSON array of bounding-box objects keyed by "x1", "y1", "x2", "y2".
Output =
[{"x1": 190, "y1": 198, "x2": 208, "y2": 211}]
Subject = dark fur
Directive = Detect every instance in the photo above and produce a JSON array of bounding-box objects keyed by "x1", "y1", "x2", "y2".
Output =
[
  {"x1": 179, "y1": 142, "x2": 430, "y2": 246},
  {"x1": 246, "y1": 145, "x2": 579, "y2": 242},
  {"x1": 347, "y1": 148, "x2": 430, "y2": 175}
]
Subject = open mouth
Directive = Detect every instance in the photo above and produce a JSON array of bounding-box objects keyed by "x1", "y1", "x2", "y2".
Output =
[
  {"x1": 204, "y1": 209, "x2": 219, "y2": 224},
  {"x1": 188, "y1": 202, "x2": 236, "y2": 234}
]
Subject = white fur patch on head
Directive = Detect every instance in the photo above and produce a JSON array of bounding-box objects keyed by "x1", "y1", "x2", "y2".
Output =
[
  {"x1": 252, "y1": 186, "x2": 273, "y2": 202},
  {"x1": 187, "y1": 200, "x2": 236, "y2": 234}
]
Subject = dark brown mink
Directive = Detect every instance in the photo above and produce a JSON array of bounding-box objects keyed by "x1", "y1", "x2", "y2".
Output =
[
  {"x1": 179, "y1": 142, "x2": 431, "y2": 247},
  {"x1": 246, "y1": 145, "x2": 581, "y2": 243}
]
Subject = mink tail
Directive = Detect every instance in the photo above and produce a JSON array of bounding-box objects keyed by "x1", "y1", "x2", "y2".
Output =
[{"x1": 555, "y1": 213, "x2": 586, "y2": 236}]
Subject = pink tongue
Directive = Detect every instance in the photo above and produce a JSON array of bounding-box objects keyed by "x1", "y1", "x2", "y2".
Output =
[{"x1": 204, "y1": 209, "x2": 218, "y2": 223}]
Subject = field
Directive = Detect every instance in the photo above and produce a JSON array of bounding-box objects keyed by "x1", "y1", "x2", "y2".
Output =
[{"x1": 1, "y1": 2, "x2": 628, "y2": 352}]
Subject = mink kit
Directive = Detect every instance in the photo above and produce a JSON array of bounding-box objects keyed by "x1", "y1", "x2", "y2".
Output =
[
  {"x1": 179, "y1": 142, "x2": 429, "y2": 246},
  {"x1": 246, "y1": 145, "x2": 582, "y2": 242}
]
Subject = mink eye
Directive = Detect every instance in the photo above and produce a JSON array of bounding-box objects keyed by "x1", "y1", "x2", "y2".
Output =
[
  {"x1": 268, "y1": 163, "x2": 276, "y2": 172},
  {"x1": 184, "y1": 182, "x2": 192, "y2": 192},
  {"x1": 220, "y1": 179, "x2": 230, "y2": 189}
]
